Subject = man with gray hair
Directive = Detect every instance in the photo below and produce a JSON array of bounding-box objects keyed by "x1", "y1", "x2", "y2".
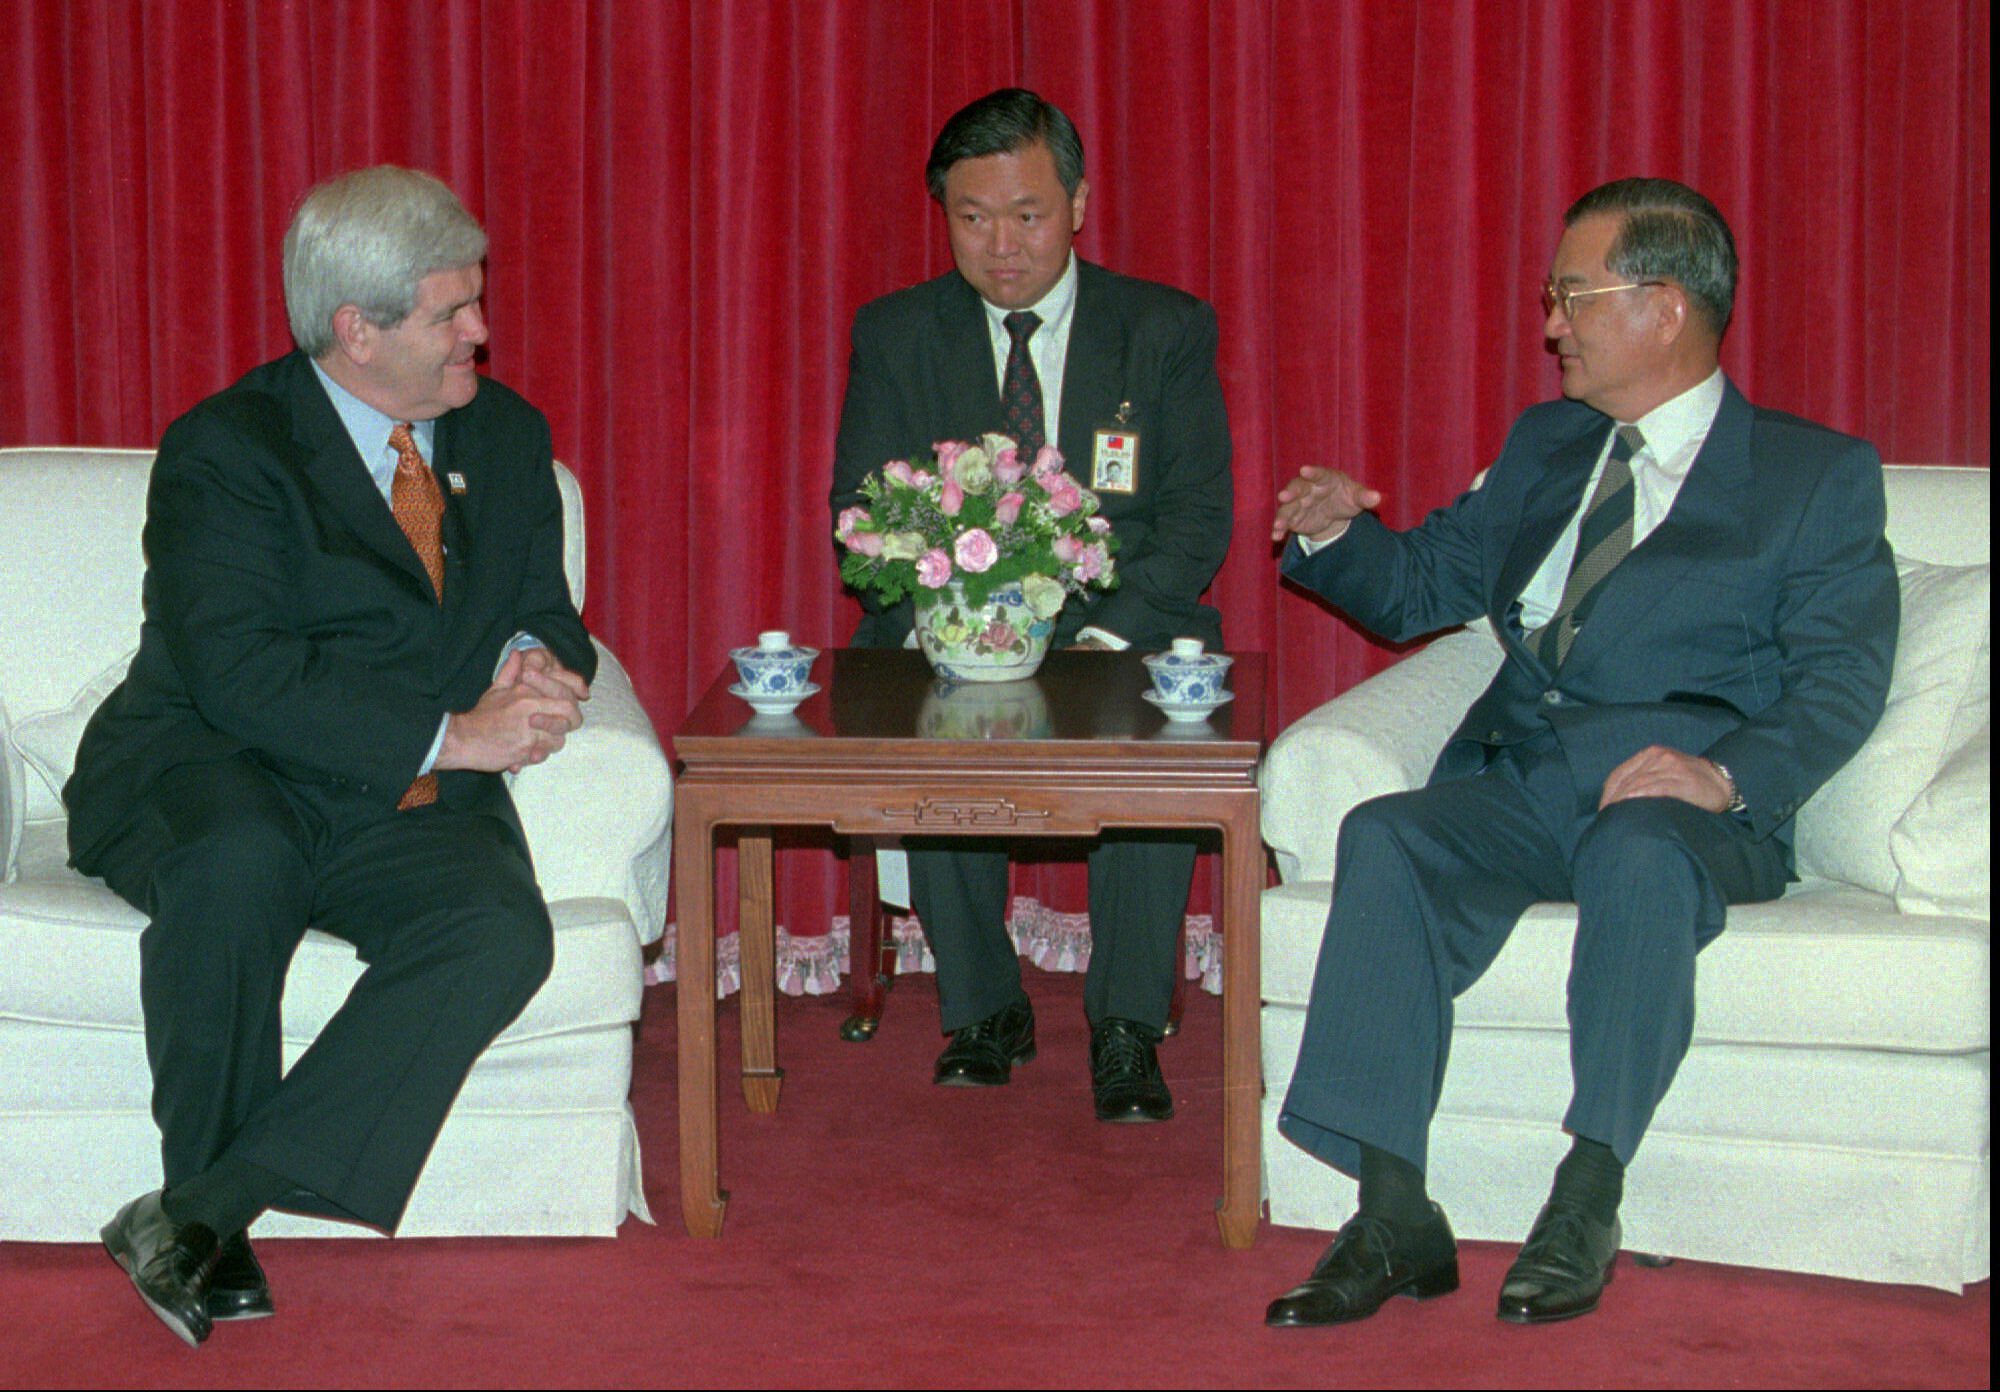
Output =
[
  {"x1": 1262, "y1": 178, "x2": 1895, "y2": 1328},
  {"x1": 69, "y1": 165, "x2": 594, "y2": 1346}
]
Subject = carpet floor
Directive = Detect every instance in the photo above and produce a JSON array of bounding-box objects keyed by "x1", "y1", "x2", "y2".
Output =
[{"x1": 2, "y1": 970, "x2": 1988, "y2": 1388}]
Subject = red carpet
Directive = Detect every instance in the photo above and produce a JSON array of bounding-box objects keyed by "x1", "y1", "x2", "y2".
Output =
[{"x1": 3, "y1": 971, "x2": 1987, "y2": 1388}]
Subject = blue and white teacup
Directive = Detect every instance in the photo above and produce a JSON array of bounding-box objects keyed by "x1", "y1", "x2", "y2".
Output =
[
  {"x1": 1142, "y1": 638, "x2": 1233, "y2": 705},
  {"x1": 729, "y1": 630, "x2": 819, "y2": 695}
]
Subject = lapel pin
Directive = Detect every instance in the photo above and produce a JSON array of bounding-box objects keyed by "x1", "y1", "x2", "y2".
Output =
[{"x1": 446, "y1": 472, "x2": 468, "y2": 495}]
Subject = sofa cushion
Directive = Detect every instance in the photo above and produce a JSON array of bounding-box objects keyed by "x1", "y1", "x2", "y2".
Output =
[
  {"x1": 1891, "y1": 720, "x2": 1991, "y2": 918},
  {"x1": 0, "y1": 853, "x2": 644, "y2": 1046},
  {"x1": 1261, "y1": 879, "x2": 1989, "y2": 1053},
  {"x1": 1794, "y1": 559, "x2": 1990, "y2": 893},
  {"x1": 7, "y1": 650, "x2": 132, "y2": 820}
]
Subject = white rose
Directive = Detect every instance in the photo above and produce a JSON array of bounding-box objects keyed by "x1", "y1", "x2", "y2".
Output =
[{"x1": 1021, "y1": 573, "x2": 1067, "y2": 619}]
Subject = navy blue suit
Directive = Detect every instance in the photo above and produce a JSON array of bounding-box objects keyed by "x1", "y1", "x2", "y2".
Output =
[{"x1": 1276, "y1": 382, "x2": 1896, "y2": 1174}]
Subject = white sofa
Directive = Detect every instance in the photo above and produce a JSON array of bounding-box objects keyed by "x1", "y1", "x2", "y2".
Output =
[
  {"x1": 0, "y1": 447, "x2": 673, "y2": 1240},
  {"x1": 1259, "y1": 464, "x2": 1990, "y2": 1292}
]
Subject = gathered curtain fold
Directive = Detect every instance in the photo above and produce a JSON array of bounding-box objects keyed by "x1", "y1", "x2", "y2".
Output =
[{"x1": 2, "y1": 0, "x2": 1987, "y2": 952}]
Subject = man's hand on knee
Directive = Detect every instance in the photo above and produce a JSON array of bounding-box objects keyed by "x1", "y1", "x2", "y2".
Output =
[{"x1": 1598, "y1": 745, "x2": 1734, "y2": 813}]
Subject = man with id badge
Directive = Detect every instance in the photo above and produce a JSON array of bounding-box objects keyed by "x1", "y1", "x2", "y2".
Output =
[{"x1": 831, "y1": 88, "x2": 1233, "y2": 1124}]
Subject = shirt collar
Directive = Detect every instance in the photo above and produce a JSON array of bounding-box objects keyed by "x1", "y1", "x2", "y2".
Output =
[
  {"x1": 1625, "y1": 367, "x2": 1726, "y2": 465},
  {"x1": 979, "y1": 251, "x2": 1079, "y2": 339},
  {"x1": 309, "y1": 358, "x2": 435, "y2": 467}
]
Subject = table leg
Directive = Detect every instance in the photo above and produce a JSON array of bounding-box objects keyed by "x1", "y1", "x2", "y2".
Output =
[
  {"x1": 675, "y1": 798, "x2": 728, "y2": 1237},
  {"x1": 840, "y1": 839, "x2": 889, "y2": 1041},
  {"x1": 737, "y1": 830, "x2": 782, "y2": 1112},
  {"x1": 1216, "y1": 801, "x2": 1264, "y2": 1249}
]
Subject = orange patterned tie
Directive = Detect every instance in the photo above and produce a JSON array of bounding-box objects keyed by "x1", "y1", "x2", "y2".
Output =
[{"x1": 389, "y1": 423, "x2": 444, "y2": 809}]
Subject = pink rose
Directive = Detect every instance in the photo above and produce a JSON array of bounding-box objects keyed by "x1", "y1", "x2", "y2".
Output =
[
  {"x1": 846, "y1": 529, "x2": 884, "y2": 557},
  {"x1": 994, "y1": 491, "x2": 1026, "y2": 526},
  {"x1": 993, "y1": 446, "x2": 1026, "y2": 486},
  {"x1": 910, "y1": 470, "x2": 935, "y2": 490},
  {"x1": 916, "y1": 549, "x2": 954, "y2": 588},
  {"x1": 1045, "y1": 476, "x2": 1084, "y2": 517},
  {"x1": 1052, "y1": 534, "x2": 1084, "y2": 563},
  {"x1": 1073, "y1": 541, "x2": 1107, "y2": 583},
  {"x1": 933, "y1": 440, "x2": 968, "y2": 477},
  {"x1": 881, "y1": 459, "x2": 916, "y2": 488},
  {"x1": 981, "y1": 618, "x2": 1015, "y2": 649},
  {"x1": 939, "y1": 477, "x2": 965, "y2": 516},
  {"x1": 953, "y1": 527, "x2": 998, "y2": 573},
  {"x1": 1032, "y1": 445, "x2": 1065, "y2": 479},
  {"x1": 835, "y1": 505, "x2": 871, "y2": 540},
  {"x1": 1086, "y1": 514, "x2": 1111, "y2": 534}
]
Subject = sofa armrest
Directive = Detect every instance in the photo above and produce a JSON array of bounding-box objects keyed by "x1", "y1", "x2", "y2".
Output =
[
  {"x1": 1, "y1": 693, "x2": 20, "y2": 883},
  {"x1": 1261, "y1": 625, "x2": 1503, "y2": 883},
  {"x1": 511, "y1": 639, "x2": 673, "y2": 943}
]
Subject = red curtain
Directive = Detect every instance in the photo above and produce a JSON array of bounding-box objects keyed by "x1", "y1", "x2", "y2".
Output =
[{"x1": 3, "y1": 0, "x2": 1989, "y2": 948}]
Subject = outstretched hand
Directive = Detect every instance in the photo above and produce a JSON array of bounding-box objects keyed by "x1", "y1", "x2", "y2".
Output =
[{"x1": 1270, "y1": 466, "x2": 1382, "y2": 544}]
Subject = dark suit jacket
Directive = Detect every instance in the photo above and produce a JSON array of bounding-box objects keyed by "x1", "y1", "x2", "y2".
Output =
[
  {"x1": 1282, "y1": 381, "x2": 1898, "y2": 861},
  {"x1": 65, "y1": 351, "x2": 595, "y2": 865},
  {"x1": 831, "y1": 260, "x2": 1233, "y2": 650}
]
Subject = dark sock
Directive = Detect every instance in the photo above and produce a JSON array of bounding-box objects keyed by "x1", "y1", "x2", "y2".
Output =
[
  {"x1": 1356, "y1": 1143, "x2": 1432, "y2": 1229},
  {"x1": 161, "y1": 1154, "x2": 291, "y2": 1238},
  {"x1": 1550, "y1": 1134, "x2": 1625, "y2": 1226}
]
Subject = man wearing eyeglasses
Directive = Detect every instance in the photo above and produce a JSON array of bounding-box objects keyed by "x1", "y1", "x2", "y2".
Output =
[{"x1": 1261, "y1": 178, "x2": 1896, "y2": 1328}]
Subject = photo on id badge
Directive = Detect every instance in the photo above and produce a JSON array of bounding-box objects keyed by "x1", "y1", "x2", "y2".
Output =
[{"x1": 1093, "y1": 415, "x2": 1138, "y2": 494}]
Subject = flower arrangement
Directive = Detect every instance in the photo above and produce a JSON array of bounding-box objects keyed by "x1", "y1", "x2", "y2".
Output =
[{"x1": 835, "y1": 433, "x2": 1118, "y2": 621}]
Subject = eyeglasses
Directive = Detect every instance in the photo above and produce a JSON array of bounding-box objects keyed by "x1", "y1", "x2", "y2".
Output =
[{"x1": 1541, "y1": 279, "x2": 1667, "y2": 320}]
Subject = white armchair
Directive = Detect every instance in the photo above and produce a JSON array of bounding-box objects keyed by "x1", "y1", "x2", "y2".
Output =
[
  {"x1": 0, "y1": 447, "x2": 672, "y2": 1240},
  {"x1": 1259, "y1": 465, "x2": 1990, "y2": 1291}
]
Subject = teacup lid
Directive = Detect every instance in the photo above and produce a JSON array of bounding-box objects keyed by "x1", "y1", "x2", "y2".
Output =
[
  {"x1": 730, "y1": 630, "x2": 818, "y2": 663},
  {"x1": 1145, "y1": 638, "x2": 1233, "y2": 670}
]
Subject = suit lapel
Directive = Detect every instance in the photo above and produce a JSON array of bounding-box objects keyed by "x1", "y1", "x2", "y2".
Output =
[
  {"x1": 1056, "y1": 262, "x2": 1125, "y2": 467},
  {"x1": 286, "y1": 358, "x2": 437, "y2": 598},
  {"x1": 432, "y1": 408, "x2": 474, "y2": 618},
  {"x1": 1493, "y1": 421, "x2": 1608, "y2": 629},
  {"x1": 1565, "y1": 384, "x2": 1754, "y2": 664},
  {"x1": 929, "y1": 274, "x2": 1006, "y2": 438}
]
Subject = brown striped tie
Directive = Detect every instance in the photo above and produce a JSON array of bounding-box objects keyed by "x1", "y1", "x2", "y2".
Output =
[
  {"x1": 1536, "y1": 424, "x2": 1643, "y2": 669},
  {"x1": 388, "y1": 422, "x2": 443, "y2": 809}
]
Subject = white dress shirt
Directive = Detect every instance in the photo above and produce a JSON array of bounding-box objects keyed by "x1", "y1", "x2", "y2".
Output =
[
  {"x1": 1515, "y1": 368, "x2": 1727, "y2": 627},
  {"x1": 978, "y1": 251, "x2": 1079, "y2": 447},
  {"x1": 309, "y1": 361, "x2": 545, "y2": 773}
]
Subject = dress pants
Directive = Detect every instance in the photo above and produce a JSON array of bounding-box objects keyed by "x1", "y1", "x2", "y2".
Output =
[
  {"x1": 79, "y1": 754, "x2": 554, "y2": 1233},
  {"x1": 906, "y1": 834, "x2": 1194, "y2": 1033},
  {"x1": 1277, "y1": 731, "x2": 1788, "y2": 1178}
]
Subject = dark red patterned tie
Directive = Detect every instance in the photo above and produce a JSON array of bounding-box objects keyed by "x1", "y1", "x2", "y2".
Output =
[
  {"x1": 1000, "y1": 310, "x2": 1045, "y2": 456},
  {"x1": 388, "y1": 422, "x2": 443, "y2": 809}
]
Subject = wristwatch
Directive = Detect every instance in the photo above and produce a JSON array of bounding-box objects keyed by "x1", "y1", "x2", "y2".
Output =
[{"x1": 1707, "y1": 758, "x2": 1748, "y2": 814}]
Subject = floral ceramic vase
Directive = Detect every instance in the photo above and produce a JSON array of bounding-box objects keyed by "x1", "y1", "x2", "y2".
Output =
[{"x1": 913, "y1": 580, "x2": 1053, "y2": 682}]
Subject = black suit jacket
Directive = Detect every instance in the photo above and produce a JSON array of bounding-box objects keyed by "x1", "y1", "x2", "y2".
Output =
[
  {"x1": 831, "y1": 261, "x2": 1233, "y2": 649},
  {"x1": 65, "y1": 351, "x2": 595, "y2": 864},
  {"x1": 1282, "y1": 382, "x2": 1898, "y2": 861}
]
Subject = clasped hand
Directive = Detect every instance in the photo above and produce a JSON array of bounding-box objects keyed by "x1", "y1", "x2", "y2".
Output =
[
  {"x1": 437, "y1": 647, "x2": 591, "y2": 774},
  {"x1": 1269, "y1": 466, "x2": 1383, "y2": 545}
]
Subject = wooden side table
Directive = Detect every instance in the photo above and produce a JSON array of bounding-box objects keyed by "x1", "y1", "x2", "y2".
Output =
[{"x1": 670, "y1": 648, "x2": 1266, "y2": 1246}]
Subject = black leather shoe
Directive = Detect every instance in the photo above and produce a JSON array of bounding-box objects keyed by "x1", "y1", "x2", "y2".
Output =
[
  {"x1": 1265, "y1": 1204, "x2": 1460, "y2": 1327},
  {"x1": 100, "y1": 1190, "x2": 221, "y2": 1347},
  {"x1": 934, "y1": 997, "x2": 1035, "y2": 1086},
  {"x1": 1089, "y1": 1018, "x2": 1174, "y2": 1123},
  {"x1": 1496, "y1": 1202, "x2": 1621, "y2": 1324},
  {"x1": 207, "y1": 1231, "x2": 274, "y2": 1321}
]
